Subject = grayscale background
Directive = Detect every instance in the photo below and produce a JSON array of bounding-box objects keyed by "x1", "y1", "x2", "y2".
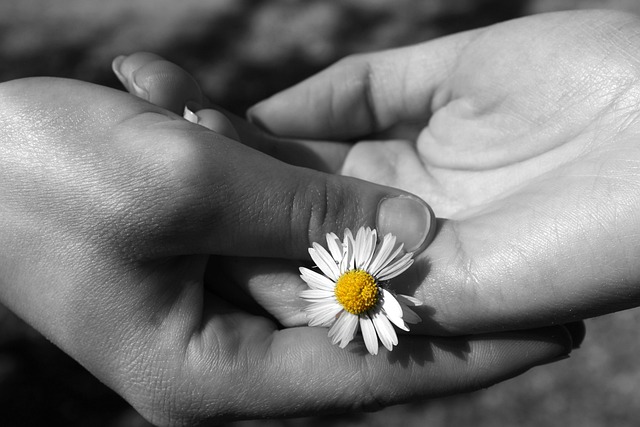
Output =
[{"x1": 0, "y1": 1, "x2": 639, "y2": 426}]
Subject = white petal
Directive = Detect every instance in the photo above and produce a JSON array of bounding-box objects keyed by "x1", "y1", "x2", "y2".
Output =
[
  {"x1": 308, "y1": 313, "x2": 340, "y2": 327},
  {"x1": 367, "y1": 233, "x2": 397, "y2": 276},
  {"x1": 328, "y1": 312, "x2": 359, "y2": 347},
  {"x1": 183, "y1": 104, "x2": 199, "y2": 123},
  {"x1": 326, "y1": 232, "x2": 343, "y2": 262},
  {"x1": 343, "y1": 228, "x2": 355, "y2": 258},
  {"x1": 377, "y1": 254, "x2": 414, "y2": 281},
  {"x1": 305, "y1": 301, "x2": 337, "y2": 313},
  {"x1": 299, "y1": 267, "x2": 335, "y2": 291},
  {"x1": 341, "y1": 315, "x2": 360, "y2": 347},
  {"x1": 396, "y1": 294, "x2": 422, "y2": 307},
  {"x1": 372, "y1": 242, "x2": 405, "y2": 277},
  {"x1": 395, "y1": 295, "x2": 422, "y2": 324},
  {"x1": 309, "y1": 244, "x2": 340, "y2": 281},
  {"x1": 354, "y1": 227, "x2": 365, "y2": 268},
  {"x1": 343, "y1": 228, "x2": 355, "y2": 245},
  {"x1": 328, "y1": 311, "x2": 349, "y2": 342},
  {"x1": 380, "y1": 289, "x2": 403, "y2": 319},
  {"x1": 362, "y1": 228, "x2": 378, "y2": 271},
  {"x1": 337, "y1": 313, "x2": 360, "y2": 347},
  {"x1": 340, "y1": 235, "x2": 355, "y2": 273},
  {"x1": 299, "y1": 289, "x2": 334, "y2": 301},
  {"x1": 305, "y1": 302, "x2": 342, "y2": 326},
  {"x1": 359, "y1": 316, "x2": 378, "y2": 355},
  {"x1": 327, "y1": 311, "x2": 348, "y2": 335},
  {"x1": 380, "y1": 289, "x2": 408, "y2": 330},
  {"x1": 372, "y1": 311, "x2": 398, "y2": 351},
  {"x1": 355, "y1": 227, "x2": 376, "y2": 270},
  {"x1": 354, "y1": 227, "x2": 369, "y2": 269},
  {"x1": 400, "y1": 304, "x2": 422, "y2": 324},
  {"x1": 386, "y1": 314, "x2": 409, "y2": 331}
]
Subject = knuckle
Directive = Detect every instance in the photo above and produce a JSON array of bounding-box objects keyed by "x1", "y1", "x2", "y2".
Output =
[
  {"x1": 301, "y1": 178, "x2": 331, "y2": 249},
  {"x1": 31, "y1": 126, "x2": 214, "y2": 259},
  {"x1": 297, "y1": 174, "x2": 356, "y2": 250},
  {"x1": 333, "y1": 54, "x2": 380, "y2": 131},
  {"x1": 103, "y1": 130, "x2": 216, "y2": 254}
]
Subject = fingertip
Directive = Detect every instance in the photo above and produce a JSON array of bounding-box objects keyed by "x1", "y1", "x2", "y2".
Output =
[
  {"x1": 245, "y1": 101, "x2": 262, "y2": 124},
  {"x1": 183, "y1": 103, "x2": 240, "y2": 141},
  {"x1": 112, "y1": 52, "x2": 163, "y2": 86},
  {"x1": 247, "y1": 73, "x2": 353, "y2": 139},
  {"x1": 247, "y1": 96, "x2": 284, "y2": 135},
  {"x1": 112, "y1": 55, "x2": 127, "y2": 85},
  {"x1": 196, "y1": 109, "x2": 241, "y2": 141},
  {"x1": 463, "y1": 327, "x2": 573, "y2": 379},
  {"x1": 112, "y1": 52, "x2": 164, "y2": 100},
  {"x1": 563, "y1": 321, "x2": 586, "y2": 349},
  {"x1": 527, "y1": 325, "x2": 574, "y2": 367},
  {"x1": 111, "y1": 52, "x2": 203, "y2": 113},
  {"x1": 136, "y1": 61, "x2": 202, "y2": 112}
]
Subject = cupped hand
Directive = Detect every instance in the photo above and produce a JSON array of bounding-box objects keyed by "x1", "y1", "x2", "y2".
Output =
[
  {"x1": 245, "y1": 10, "x2": 640, "y2": 334},
  {"x1": 0, "y1": 76, "x2": 575, "y2": 425}
]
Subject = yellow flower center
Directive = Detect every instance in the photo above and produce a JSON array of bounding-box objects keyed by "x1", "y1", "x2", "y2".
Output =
[{"x1": 334, "y1": 270, "x2": 379, "y2": 315}]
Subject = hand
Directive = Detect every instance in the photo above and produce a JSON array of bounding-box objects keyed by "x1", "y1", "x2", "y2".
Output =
[
  {"x1": 247, "y1": 10, "x2": 640, "y2": 334},
  {"x1": 0, "y1": 76, "x2": 574, "y2": 425}
]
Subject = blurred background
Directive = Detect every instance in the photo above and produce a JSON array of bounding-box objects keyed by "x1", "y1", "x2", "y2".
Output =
[{"x1": 1, "y1": 0, "x2": 640, "y2": 426}]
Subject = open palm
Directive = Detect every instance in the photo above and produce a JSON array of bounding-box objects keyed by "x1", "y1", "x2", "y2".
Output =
[{"x1": 249, "y1": 10, "x2": 640, "y2": 334}]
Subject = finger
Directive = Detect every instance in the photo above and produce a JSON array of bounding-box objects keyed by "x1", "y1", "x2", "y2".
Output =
[
  {"x1": 109, "y1": 66, "x2": 439, "y2": 257},
  {"x1": 114, "y1": 54, "x2": 245, "y2": 144},
  {"x1": 194, "y1": 105, "x2": 353, "y2": 173},
  {"x1": 183, "y1": 103, "x2": 240, "y2": 140},
  {"x1": 112, "y1": 52, "x2": 243, "y2": 139},
  {"x1": 411, "y1": 172, "x2": 640, "y2": 334},
  {"x1": 221, "y1": 250, "x2": 588, "y2": 351},
  {"x1": 112, "y1": 52, "x2": 203, "y2": 114},
  {"x1": 166, "y1": 127, "x2": 435, "y2": 257},
  {"x1": 563, "y1": 321, "x2": 586, "y2": 349},
  {"x1": 247, "y1": 29, "x2": 480, "y2": 140},
  {"x1": 113, "y1": 52, "x2": 351, "y2": 173},
  {"x1": 2, "y1": 77, "x2": 434, "y2": 258},
  {"x1": 146, "y1": 317, "x2": 572, "y2": 424},
  {"x1": 262, "y1": 325, "x2": 571, "y2": 412}
]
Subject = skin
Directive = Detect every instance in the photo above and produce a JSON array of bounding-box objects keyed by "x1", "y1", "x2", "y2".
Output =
[
  {"x1": 244, "y1": 9, "x2": 640, "y2": 334},
  {"x1": 114, "y1": 9, "x2": 629, "y2": 344},
  {"x1": 0, "y1": 63, "x2": 573, "y2": 426}
]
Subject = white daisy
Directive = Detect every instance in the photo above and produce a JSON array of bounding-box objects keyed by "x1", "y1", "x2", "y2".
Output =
[{"x1": 299, "y1": 226, "x2": 422, "y2": 355}]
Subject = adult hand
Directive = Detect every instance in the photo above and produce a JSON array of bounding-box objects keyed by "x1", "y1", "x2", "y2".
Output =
[
  {"x1": 0, "y1": 77, "x2": 573, "y2": 425},
  {"x1": 248, "y1": 10, "x2": 640, "y2": 334}
]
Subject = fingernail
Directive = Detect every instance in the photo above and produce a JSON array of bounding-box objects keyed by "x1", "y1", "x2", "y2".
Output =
[
  {"x1": 131, "y1": 71, "x2": 148, "y2": 99},
  {"x1": 376, "y1": 196, "x2": 434, "y2": 253},
  {"x1": 563, "y1": 321, "x2": 586, "y2": 349},
  {"x1": 112, "y1": 55, "x2": 126, "y2": 84},
  {"x1": 246, "y1": 104, "x2": 267, "y2": 131}
]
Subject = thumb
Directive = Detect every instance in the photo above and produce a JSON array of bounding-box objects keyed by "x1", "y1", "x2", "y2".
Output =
[
  {"x1": 0, "y1": 76, "x2": 434, "y2": 265},
  {"x1": 170, "y1": 128, "x2": 435, "y2": 257}
]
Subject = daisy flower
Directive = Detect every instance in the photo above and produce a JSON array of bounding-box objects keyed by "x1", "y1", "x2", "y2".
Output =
[{"x1": 299, "y1": 226, "x2": 422, "y2": 355}]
